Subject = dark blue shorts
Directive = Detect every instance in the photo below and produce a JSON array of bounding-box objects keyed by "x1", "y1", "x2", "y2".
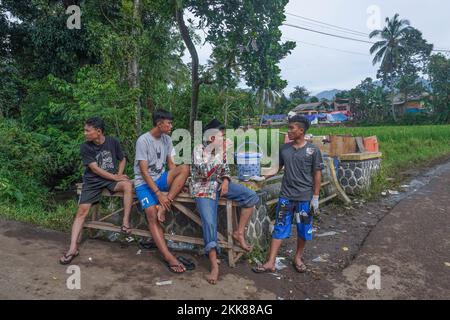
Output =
[
  {"x1": 135, "y1": 171, "x2": 169, "y2": 210},
  {"x1": 272, "y1": 198, "x2": 313, "y2": 241}
]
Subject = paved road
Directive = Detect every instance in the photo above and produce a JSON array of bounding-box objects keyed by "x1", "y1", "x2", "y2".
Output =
[{"x1": 329, "y1": 161, "x2": 450, "y2": 299}]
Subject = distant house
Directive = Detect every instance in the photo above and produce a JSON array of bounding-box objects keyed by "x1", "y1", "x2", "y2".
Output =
[
  {"x1": 291, "y1": 101, "x2": 330, "y2": 115},
  {"x1": 332, "y1": 98, "x2": 352, "y2": 112},
  {"x1": 393, "y1": 92, "x2": 429, "y2": 114}
]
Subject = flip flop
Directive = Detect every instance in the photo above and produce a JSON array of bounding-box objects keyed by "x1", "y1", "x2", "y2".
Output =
[
  {"x1": 120, "y1": 225, "x2": 132, "y2": 235},
  {"x1": 251, "y1": 264, "x2": 276, "y2": 274},
  {"x1": 59, "y1": 251, "x2": 79, "y2": 265},
  {"x1": 293, "y1": 261, "x2": 308, "y2": 273},
  {"x1": 166, "y1": 262, "x2": 186, "y2": 274},
  {"x1": 177, "y1": 256, "x2": 196, "y2": 271}
]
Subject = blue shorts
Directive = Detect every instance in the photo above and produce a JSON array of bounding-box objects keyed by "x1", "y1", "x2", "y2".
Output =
[
  {"x1": 135, "y1": 171, "x2": 169, "y2": 210},
  {"x1": 272, "y1": 198, "x2": 313, "y2": 241}
]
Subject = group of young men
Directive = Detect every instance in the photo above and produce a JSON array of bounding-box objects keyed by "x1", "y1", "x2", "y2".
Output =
[{"x1": 59, "y1": 109, "x2": 324, "y2": 285}]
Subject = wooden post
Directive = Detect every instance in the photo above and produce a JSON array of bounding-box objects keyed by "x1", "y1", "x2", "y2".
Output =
[{"x1": 226, "y1": 200, "x2": 235, "y2": 268}]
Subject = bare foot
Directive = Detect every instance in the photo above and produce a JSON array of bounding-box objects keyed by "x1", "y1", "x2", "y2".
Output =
[
  {"x1": 166, "y1": 257, "x2": 186, "y2": 273},
  {"x1": 157, "y1": 205, "x2": 166, "y2": 223},
  {"x1": 206, "y1": 264, "x2": 219, "y2": 285},
  {"x1": 252, "y1": 262, "x2": 276, "y2": 273},
  {"x1": 120, "y1": 223, "x2": 132, "y2": 234},
  {"x1": 233, "y1": 231, "x2": 252, "y2": 252}
]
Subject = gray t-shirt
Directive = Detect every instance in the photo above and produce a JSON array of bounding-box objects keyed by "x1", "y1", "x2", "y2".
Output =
[
  {"x1": 279, "y1": 142, "x2": 325, "y2": 201},
  {"x1": 134, "y1": 132, "x2": 173, "y2": 187}
]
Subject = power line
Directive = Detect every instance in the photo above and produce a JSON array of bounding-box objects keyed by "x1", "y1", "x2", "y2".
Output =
[
  {"x1": 282, "y1": 23, "x2": 375, "y2": 44},
  {"x1": 286, "y1": 12, "x2": 369, "y2": 37},
  {"x1": 283, "y1": 37, "x2": 370, "y2": 57},
  {"x1": 285, "y1": 18, "x2": 369, "y2": 39},
  {"x1": 285, "y1": 14, "x2": 450, "y2": 54}
]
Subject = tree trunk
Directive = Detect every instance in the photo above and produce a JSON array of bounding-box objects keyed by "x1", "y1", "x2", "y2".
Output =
[
  {"x1": 391, "y1": 89, "x2": 397, "y2": 122},
  {"x1": 175, "y1": 8, "x2": 200, "y2": 134},
  {"x1": 130, "y1": 0, "x2": 142, "y2": 135}
]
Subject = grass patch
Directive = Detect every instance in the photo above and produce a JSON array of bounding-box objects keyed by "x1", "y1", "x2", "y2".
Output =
[{"x1": 0, "y1": 200, "x2": 78, "y2": 232}]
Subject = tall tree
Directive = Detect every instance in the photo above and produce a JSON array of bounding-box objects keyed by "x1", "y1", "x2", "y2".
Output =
[
  {"x1": 428, "y1": 54, "x2": 450, "y2": 123},
  {"x1": 172, "y1": 0, "x2": 295, "y2": 131},
  {"x1": 369, "y1": 13, "x2": 413, "y2": 121}
]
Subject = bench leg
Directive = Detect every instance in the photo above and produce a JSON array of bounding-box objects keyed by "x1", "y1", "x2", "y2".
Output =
[{"x1": 226, "y1": 201, "x2": 236, "y2": 268}]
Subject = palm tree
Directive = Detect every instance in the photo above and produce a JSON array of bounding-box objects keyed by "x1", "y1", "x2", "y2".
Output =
[
  {"x1": 369, "y1": 14, "x2": 413, "y2": 121},
  {"x1": 257, "y1": 88, "x2": 281, "y2": 126}
]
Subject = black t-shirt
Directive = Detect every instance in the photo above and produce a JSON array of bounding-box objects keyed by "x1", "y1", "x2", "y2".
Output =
[
  {"x1": 80, "y1": 136, "x2": 125, "y2": 185},
  {"x1": 279, "y1": 142, "x2": 324, "y2": 201}
]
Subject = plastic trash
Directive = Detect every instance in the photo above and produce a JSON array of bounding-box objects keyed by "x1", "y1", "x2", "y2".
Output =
[
  {"x1": 312, "y1": 256, "x2": 327, "y2": 263},
  {"x1": 156, "y1": 280, "x2": 173, "y2": 286},
  {"x1": 388, "y1": 190, "x2": 400, "y2": 195},
  {"x1": 88, "y1": 257, "x2": 93, "y2": 262},
  {"x1": 167, "y1": 240, "x2": 194, "y2": 251},
  {"x1": 342, "y1": 247, "x2": 349, "y2": 252},
  {"x1": 275, "y1": 257, "x2": 287, "y2": 271},
  {"x1": 316, "y1": 231, "x2": 338, "y2": 238},
  {"x1": 108, "y1": 232, "x2": 120, "y2": 242},
  {"x1": 136, "y1": 249, "x2": 142, "y2": 255},
  {"x1": 445, "y1": 262, "x2": 450, "y2": 267}
]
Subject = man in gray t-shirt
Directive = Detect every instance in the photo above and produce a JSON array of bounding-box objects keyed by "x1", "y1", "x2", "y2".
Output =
[
  {"x1": 253, "y1": 115, "x2": 324, "y2": 275},
  {"x1": 134, "y1": 109, "x2": 190, "y2": 274},
  {"x1": 134, "y1": 132, "x2": 174, "y2": 186}
]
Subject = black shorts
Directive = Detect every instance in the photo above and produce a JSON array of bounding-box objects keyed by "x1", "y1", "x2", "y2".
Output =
[{"x1": 78, "y1": 180, "x2": 118, "y2": 205}]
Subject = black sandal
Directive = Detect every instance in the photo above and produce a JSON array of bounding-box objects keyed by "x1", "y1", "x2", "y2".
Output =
[
  {"x1": 59, "y1": 251, "x2": 79, "y2": 265},
  {"x1": 177, "y1": 256, "x2": 196, "y2": 271}
]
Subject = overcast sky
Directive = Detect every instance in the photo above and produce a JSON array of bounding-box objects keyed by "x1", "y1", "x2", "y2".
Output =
[{"x1": 186, "y1": 0, "x2": 450, "y2": 95}]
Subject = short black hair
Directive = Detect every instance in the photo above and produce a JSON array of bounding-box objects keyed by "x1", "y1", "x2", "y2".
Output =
[
  {"x1": 85, "y1": 117, "x2": 105, "y2": 133},
  {"x1": 152, "y1": 109, "x2": 174, "y2": 126},
  {"x1": 288, "y1": 115, "x2": 310, "y2": 132}
]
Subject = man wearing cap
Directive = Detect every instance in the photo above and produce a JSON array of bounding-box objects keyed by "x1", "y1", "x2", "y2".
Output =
[
  {"x1": 253, "y1": 115, "x2": 324, "y2": 274},
  {"x1": 190, "y1": 119, "x2": 260, "y2": 284}
]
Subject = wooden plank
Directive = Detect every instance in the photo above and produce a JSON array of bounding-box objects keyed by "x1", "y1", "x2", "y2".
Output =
[
  {"x1": 319, "y1": 193, "x2": 337, "y2": 205},
  {"x1": 83, "y1": 221, "x2": 245, "y2": 252},
  {"x1": 339, "y1": 152, "x2": 382, "y2": 161},
  {"x1": 355, "y1": 137, "x2": 366, "y2": 153},
  {"x1": 329, "y1": 135, "x2": 357, "y2": 157},
  {"x1": 226, "y1": 200, "x2": 236, "y2": 268},
  {"x1": 91, "y1": 203, "x2": 100, "y2": 222}
]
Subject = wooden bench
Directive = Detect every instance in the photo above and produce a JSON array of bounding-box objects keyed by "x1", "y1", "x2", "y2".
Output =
[{"x1": 76, "y1": 184, "x2": 246, "y2": 267}]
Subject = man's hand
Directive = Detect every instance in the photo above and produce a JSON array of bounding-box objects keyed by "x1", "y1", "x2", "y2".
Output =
[
  {"x1": 311, "y1": 195, "x2": 320, "y2": 211},
  {"x1": 157, "y1": 192, "x2": 172, "y2": 210},
  {"x1": 114, "y1": 174, "x2": 130, "y2": 182},
  {"x1": 220, "y1": 179, "x2": 229, "y2": 197}
]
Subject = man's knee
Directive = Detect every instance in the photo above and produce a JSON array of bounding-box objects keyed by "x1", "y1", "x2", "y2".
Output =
[
  {"x1": 77, "y1": 205, "x2": 90, "y2": 218},
  {"x1": 145, "y1": 207, "x2": 158, "y2": 224},
  {"x1": 123, "y1": 181, "x2": 133, "y2": 193},
  {"x1": 179, "y1": 164, "x2": 190, "y2": 175}
]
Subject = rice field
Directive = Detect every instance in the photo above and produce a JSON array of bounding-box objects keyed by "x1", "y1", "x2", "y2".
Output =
[{"x1": 308, "y1": 125, "x2": 450, "y2": 177}]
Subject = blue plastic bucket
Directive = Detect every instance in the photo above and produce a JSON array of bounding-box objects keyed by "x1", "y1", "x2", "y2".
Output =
[{"x1": 235, "y1": 142, "x2": 263, "y2": 181}]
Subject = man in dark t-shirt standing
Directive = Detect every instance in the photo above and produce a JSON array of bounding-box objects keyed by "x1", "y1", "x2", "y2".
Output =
[
  {"x1": 253, "y1": 115, "x2": 324, "y2": 274},
  {"x1": 59, "y1": 117, "x2": 133, "y2": 265}
]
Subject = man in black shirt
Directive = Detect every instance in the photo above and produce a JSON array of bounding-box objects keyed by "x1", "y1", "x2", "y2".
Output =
[
  {"x1": 253, "y1": 115, "x2": 324, "y2": 274},
  {"x1": 60, "y1": 117, "x2": 133, "y2": 265}
]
